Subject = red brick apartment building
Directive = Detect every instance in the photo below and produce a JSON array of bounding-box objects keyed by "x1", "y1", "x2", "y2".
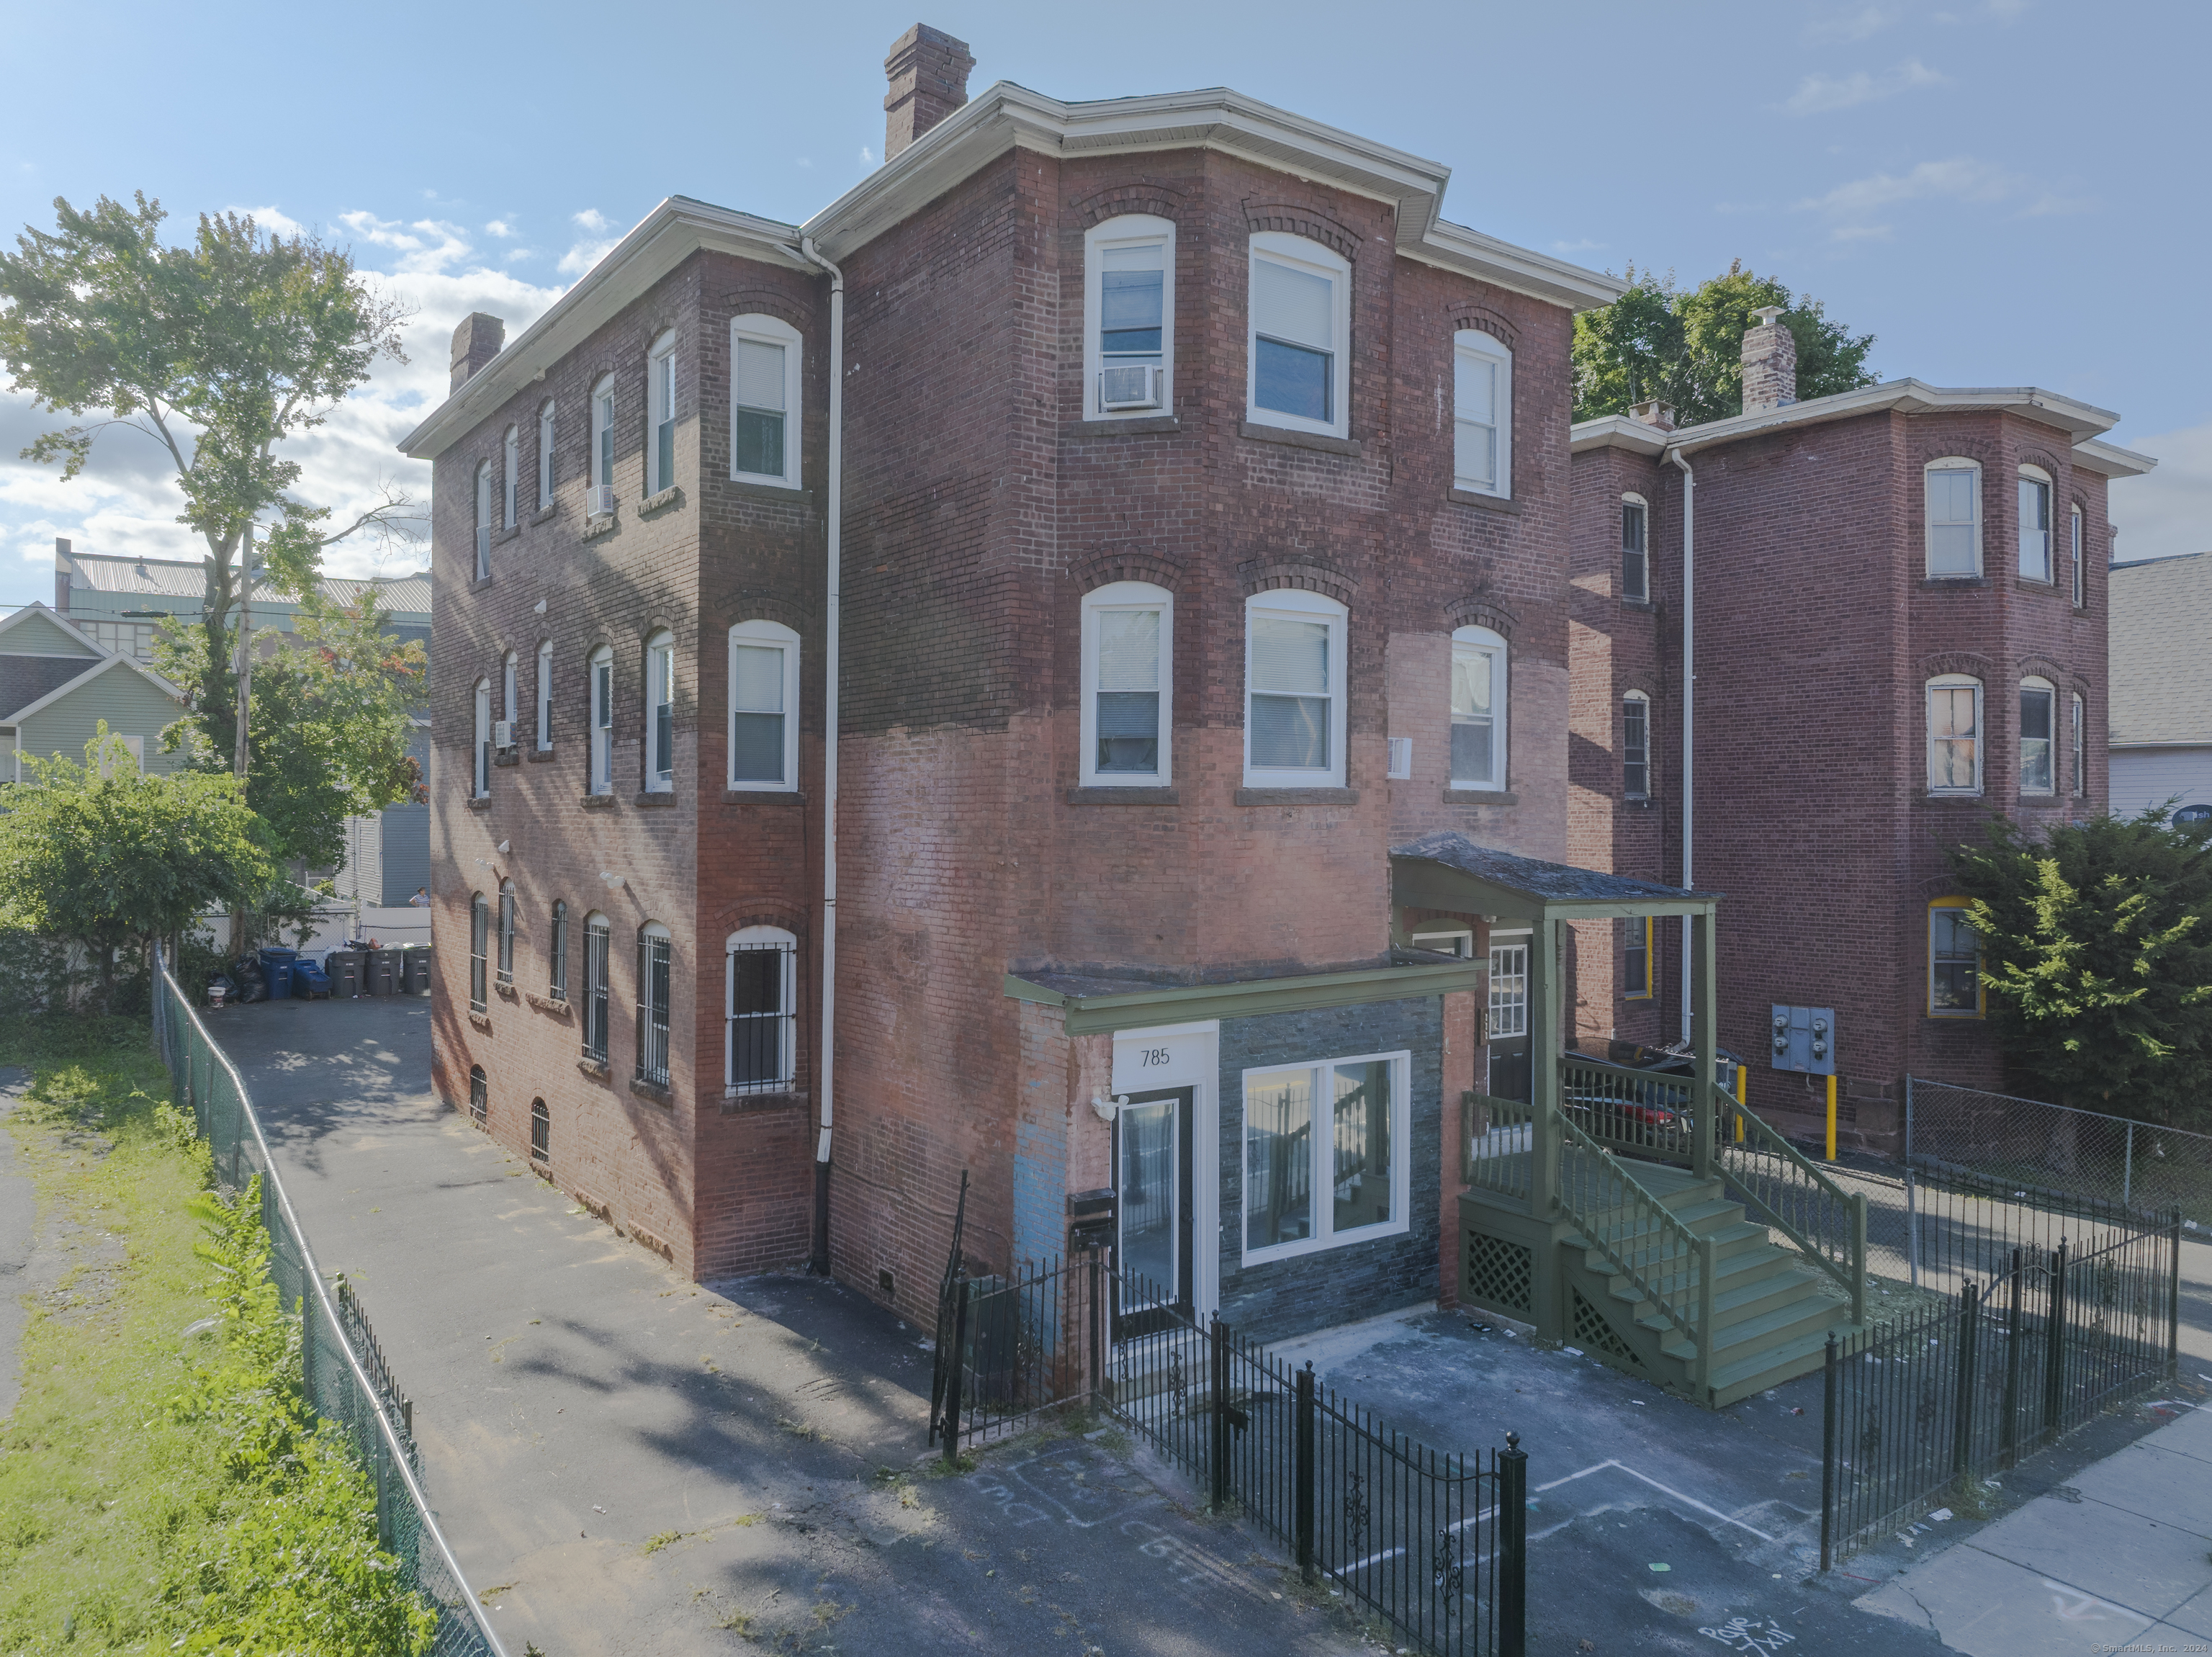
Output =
[
  {"x1": 397, "y1": 24, "x2": 1629, "y2": 1335},
  {"x1": 1566, "y1": 311, "x2": 2154, "y2": 1149}
]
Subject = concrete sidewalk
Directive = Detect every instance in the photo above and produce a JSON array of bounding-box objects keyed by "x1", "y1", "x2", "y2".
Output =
[{"x1": 1857, "y1": 1401, "x2": 2212, "y2": 1655}]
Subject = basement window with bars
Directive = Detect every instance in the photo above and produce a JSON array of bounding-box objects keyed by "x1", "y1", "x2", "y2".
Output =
[
  {"x1": 1241, "y1": 1050, "x2": 1410, "y2": 1266},
  {"x1": 726, "y1": 928, "x2": 797, "y2": 1094},
  {"x1": 635, "y1": 922, "x2": 672, "y2": 1088},
  {"x1": 530, "y1": 1098, "x2": 549, "y2": 1163},
  {"x1": 469, "y1": 892, "x2": 489, "y2": 1013},
  {"x1": 583, "y1": 912, "x2": 611, "y2": 1064}
]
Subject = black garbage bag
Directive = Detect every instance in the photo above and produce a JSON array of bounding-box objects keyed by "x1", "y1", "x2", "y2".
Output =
[{"x1": 231, "y1": 956, "x2": 269, "y2": 1004}]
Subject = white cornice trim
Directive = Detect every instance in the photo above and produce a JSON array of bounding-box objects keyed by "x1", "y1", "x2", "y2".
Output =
[
  {"x1": 1572, "y1": 380, "x2": 2128, "y2": 461},
  {"x1": 2070, "y1": 436, "x2": 2158, "y2": 479},
  {"x1": 1568, "y1": 416, "x2": 1673, "y2": 457}
]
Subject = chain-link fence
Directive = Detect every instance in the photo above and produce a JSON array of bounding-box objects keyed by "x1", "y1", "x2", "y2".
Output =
[
  {"x1": 153, "y1": 956, "x2": 506, "y2": 1657},
  {"x1": 1907, "y1": 1077, "x2": 2212, "y2": 1226}
]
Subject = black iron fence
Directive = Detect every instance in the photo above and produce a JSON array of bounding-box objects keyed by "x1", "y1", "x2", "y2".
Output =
[
  {"x1": 1820, "y1": 1216, "x2": 2180, "y2": 1567},
  {"x1": 929, "y1": 1247, "x2": 1525, "y2": 1657}
]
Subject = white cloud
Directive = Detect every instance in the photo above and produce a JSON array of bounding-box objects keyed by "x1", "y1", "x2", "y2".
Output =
[
  {"x1": 572, "y1": 208, "x2": 610, "y2": 233},
  {"x1": 1795, "y1": 155, "x2": 2090, "y2": 240},
  {"x1": 228, "y1": 204, "x2": 306, "y2": 238},
  {"x1": 1809, "y1": 5, "x2": 1897, "y2": 41},
  {"x1": 2108, "y1": 418, "x2": 2212, "y2": 564},
  {"x1": 485, "y1": 219, "x2": 516, "y2": 239},
  {"x1": 1986, "y1": 0, "x2": 2029, "y2": 19},
  {"x1": 336, "y1": 211, "x2": 475, "y2": 275},
  {"x1": 859, "y1": 145, "x2": 876, "y2": 166},
  {"x1": 557, "y1": 237, "x2": 617, "y2": 277},
  {"x1": 1784, "y1": 58, "x2": 1948, "y2": 115}
]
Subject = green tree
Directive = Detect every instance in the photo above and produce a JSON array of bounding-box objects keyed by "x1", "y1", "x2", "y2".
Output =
[
  {"x1": 1572, "y1": 261, "x2": 1879, "y2": 426},
  {"x1": 156, "y1": 593, "x2": 428, "y2": 875},
  {"x1": 0, "y1": 193, "x2": 412, "y2": 774},
  {"x1": 0, "y1": 727, "x2": 274, "y2": 1010},
  {"x1": 1947, "y1": 808, "x2": 2212, "y2": 1123}
]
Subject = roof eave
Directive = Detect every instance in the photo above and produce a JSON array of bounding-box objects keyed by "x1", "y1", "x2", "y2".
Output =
[
  {"x1": 1569, "y1": 416, "x2": 1672, "y2": 457},
  {"x1": 1658, "y1": 381, "x2": 2122, "y2": 458},
  {"x1": 2070, "y1": 436, "x2": 2159, "y2": 479}
]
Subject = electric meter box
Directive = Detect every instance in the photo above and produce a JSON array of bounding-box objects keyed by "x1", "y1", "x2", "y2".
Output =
[{"x1": 1770, "y1": 1005, "x2": 1836, "y2": 1077}]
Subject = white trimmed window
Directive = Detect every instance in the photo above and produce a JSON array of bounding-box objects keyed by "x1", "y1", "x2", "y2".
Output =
[
  {"x1": 2020, "y1": 677, "x2": 2056, "y2": 795},
  {"x1": 1241, "y1": 1049, "x2": 1411, "y2": 1265},
  {"x1": 731, "y1": 314, "x2": 801, "y2": 488},
  {"x1": 645, "y1": 630, "x2": 675, "y2": 791},
  {"x1": 535, "y1": 639, "x2": 553, "y2": 750},
  {"x1": 1925, "y1": 458, "x2": 1982, "y2": 578},
  {"x1": 469, "y1": 893, "x2": 488, "y2": 1012},
  {"x1": 549, "y1": 899, "x2": 568, "y2": 1002},
  {"x1": 1247, "y1": 232, "x2": 1350, "y2": 439},
  {"x1": 1622, "y1": 494, "x2": 1649, "y2": 602},
  {"x1": 2072, "y1": 691, "x2": 2087, "y2": 798},
  {"x1": 503, "y1": 426, "x2": 519, "y2": 529},
  {"x1": 1084, "y1": 215, "x2": 1174, "y2": 419},
  {"x1": 1453, "y1": 330, "x2": 1511, "y2": 497},
  {"x1": 728, "y1": 619, "x2": 800, "y2": 791},
  {"x1": 472, "y1": 677, "x2": 491, "y2": 797},
  {"x1": 537, "y1": 400, "x2": 556, "y2": 510},
  {"x1": 497, "y1": 879, "x2": 516, "y2": 986},
  {"x1": 1450, "y1": 626, "x2": 1508, "y2": 791},
  {"x1": 1080, "y1": 581, "x2": 1172, "y2": 787},
  {"x1": 582, "y1": 911, "x2": 611, "y2": 1062},
  {"x1": 1244, "y1": 589, "x2": 1346, "y2": 788},
  {"x1": 1409, "y1": 928, "x2": 1473, "y2": 958},
  {"x1": 635, "y1": 921, "x2": 672, "y2": 1087},
  {"x1": 2072, "y1": 502, "x2": 2086, "y2": 608},
  {"x1": 2018, "y1": 464, "x2": 2053, "y2": 582},
  {"x1": 647, "y1": 331, "x2": 678, "y2": 497},
  {"x1": 588, "y1": 644, "x2": 613, "y2": 796},
  {"x1": 590, "y1": 374, "x2": 616, "y2": 513},
  {"x1": 1928, "y1": 675, "x2": 1982, "y2": 795},
  {"x1": 474, "y1": 461, "x2": 492, "y2": 580},
  {"x1": 726, "y1": 926, "x2": 797, "y2": 1092},
  {"x1": 501, "y1": 650, "x2": 518, "y2": 734},
  {"x1": 1622, "y1": 691, "x2": 1650, "y2": 801}
]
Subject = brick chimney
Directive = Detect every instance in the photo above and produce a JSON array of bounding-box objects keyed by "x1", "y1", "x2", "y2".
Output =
[
  {"x1": 450, "y1": 313, "x2": 505, "y2": 394},
  {"x1": 1629, "y1": 400, "x2": 1676, "y2": 433},
  {"x1": 883, "y1": 24, "x2": 974, "y2": 161},
  {"x1": 1740, "y1": 305, "x2": 1797, "y2": 415}
]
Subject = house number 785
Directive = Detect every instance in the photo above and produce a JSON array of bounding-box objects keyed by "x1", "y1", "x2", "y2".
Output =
[{"x1": 1139, "y1": 1048, "x2": 1170, "y2": 1067}]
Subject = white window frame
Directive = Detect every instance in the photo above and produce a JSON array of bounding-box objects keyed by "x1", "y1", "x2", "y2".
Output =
[
  {"x1": 1449, "y1": 625, "x2": 1509, "y2": 791},
  {"x1": 472, "y1": 677, "x2": 491, "y2": 798},
  {"x1": 1408, "y1": 928, "x2": 1473, "y2": 958},
  {"x1": 635, "y1": 920, "x2": 673, "y2": 1087},
  {"x1": 727, "y1": 619, "x2": 800, "y2": 792},
  {"x1": 473, "y1": 461, "x2": 492, "y2": 580},
  {"x1": 1246, "y1": 231, "x2": 1351, "y2": 441},
  {"x1": 1238, "y1": 1047, "x2": 1412, "y2": 1268},
  {"x1": 535, "y1": 639, "x2": 554, "y2": 750},
  {"x1": 1083, "y1": 215, "x2": 1175, "y2": 421},
  {"x1": 647, "y1": 331, "x2": 678, "y2": 497},
  {"x1": 591, "y1": 374, "x2": 616, "y2": 506},
  {"x1": 729, "y1": 314, "x2": 802, "y2": 489},
  {"x1": 2020, "y1": 676, "x2": 2056, "y2": 796},
  {"x1": 1079, "y1": 580, "x2": 1173, "y2": 788},
  {"x1": 501, "y1": 650, "x2": 518, "y2": 729},
  {"x1": 1622, "y1": 690, "x2": 1650, "y2": 801},
  {"x1": 538, "y1": 400, "x2": 556, "y2": 510},
  {"x1": 1488, "y1": 935, "x2": 1530, "y2": 1041},
  {"x1": 497, "y1": 878, "x2": 516, "y2": 986},
  {"x1": 2072, "y1": 691, "x2": 2087, "y2": 799},
  {"x1": 1927, "y1": 674, "x2": 1984, "y2": 796},
  {"x1": 1621, "y1": 493, "x2": 1650, "y2": 603},
  {"x1": 1452, "y1": 329, "x2": 1512, "y2": 498},
  {"x1": 582, "y1": 910, "x2": 612, "y2": 1062},
  {"x1": 2071, "y1": 502, "x2": 2086, "y2": 608},
  {"x1": 645, "y1": 629, "x2": 675, "y2": 793},
  {"x1": 1243, "y1": 588, "x2": 1348, "y2": 789},
  {"x1": 725, "y1": 925, "x2": 798, "y2": 1094},
  {"x1": 588, "y1": 644, "x2": 613, "y2": 796},
  {"x1": 502, "y1": 425, "x2": 519, "y2": 529},
  {"x1": 2018, "y1": 464, "x2": 2054, "y2": 583},
  {"x1": 1925, "y1": 457, "x2": 1982, "y2": 578}
]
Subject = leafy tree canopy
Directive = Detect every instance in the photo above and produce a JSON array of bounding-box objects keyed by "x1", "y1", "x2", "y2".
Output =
[
  {"x1": 1948, "y1": 807, "x2": 2212, "y2": 1121},
  {"x1": 1572, "y1": 261, "x2": 1880, "y2": 427}
]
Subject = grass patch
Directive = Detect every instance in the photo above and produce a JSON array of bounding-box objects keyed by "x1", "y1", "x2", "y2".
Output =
[{"x1": 0, "y1": 1012, "x2": 435, "y2": 1653}]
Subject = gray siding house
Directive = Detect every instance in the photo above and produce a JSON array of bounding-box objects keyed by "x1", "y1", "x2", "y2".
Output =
[{"x1": 2110, "y1": 551, "x2": 2212, "y2": 822}]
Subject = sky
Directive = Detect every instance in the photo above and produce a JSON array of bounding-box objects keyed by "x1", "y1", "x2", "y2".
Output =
[{"x1": 0, "y1": 0, "x2": 2206, "y2": 609}]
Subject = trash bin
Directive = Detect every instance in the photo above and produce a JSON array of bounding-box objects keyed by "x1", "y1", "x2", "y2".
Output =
[
  {"x1": 401, "y1": 946, "x2": 431, "y2": 995},
  {"x1": 326, "y1": 949, "x2": 361, "y2": 998},
  {"x1": 258, "y1": 946, "x2": 298, "y2": 1000},
  {"x1": 292, "y1": 959, "x2": 331, "y2": 999},
  {"x1": 364, "y1": 948, "x2": 397, "y2": 997}
]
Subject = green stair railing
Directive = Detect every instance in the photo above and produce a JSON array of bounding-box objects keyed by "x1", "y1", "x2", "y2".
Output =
[
  {"x1": 1716, "y1": 1087, "x2": 1869, "y2": 1326},
  {"x1": 1462, "y1": 1091, "x2": 1537, "y2": 1203}
]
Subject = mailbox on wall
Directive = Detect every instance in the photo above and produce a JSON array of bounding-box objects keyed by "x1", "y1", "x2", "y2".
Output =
[{"x1": 1771, "y1": 1005, "x2": 1836, "y2": 1077}]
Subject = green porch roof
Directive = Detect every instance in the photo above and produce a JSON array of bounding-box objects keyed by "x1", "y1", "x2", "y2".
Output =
[
  {"x1": 1391, "y1": 831, "x2": 1719, "y2": 922},
  {"x1": 1004, "y1": 957, "x2": 1487, "y2": 1036}
]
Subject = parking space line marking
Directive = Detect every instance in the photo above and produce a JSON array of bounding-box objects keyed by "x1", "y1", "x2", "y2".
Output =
[{"x1": 1535, "y1": 1459, "x2": 1779, "y2": 1543}]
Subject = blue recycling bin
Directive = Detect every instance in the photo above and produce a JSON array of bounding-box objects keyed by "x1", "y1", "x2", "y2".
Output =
[
  {"x1": 292, "y1": 958, "x2": 332, "y2": 999},
  {"x1": 258, "y1": 946, "x2": 299, "y2": 1000}
]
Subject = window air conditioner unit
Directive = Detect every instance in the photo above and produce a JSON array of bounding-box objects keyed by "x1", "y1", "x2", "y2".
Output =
[
  {"x1": 589, "y1": 483, "x2": 616, "y2": 516},
  {"x1": 1099, "y1": 365, "x2": 1162, "y2": 413},
  {"x1": 493, "y1": 719, "x2": 515, "y2": 751}
]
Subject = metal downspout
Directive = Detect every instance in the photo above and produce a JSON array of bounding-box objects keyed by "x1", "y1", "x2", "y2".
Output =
[{"x1": 1669, "y1": 446, "x2": 1695, "y2": 1046}]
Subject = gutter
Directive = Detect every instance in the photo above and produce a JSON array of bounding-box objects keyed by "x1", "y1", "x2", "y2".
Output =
[
  {"x1": 1668, "y1": 446, "x2": 1694, "y2": 1046},
  {"x1": 793, "y1": 236, "x2": 845, "y2": 1277}
]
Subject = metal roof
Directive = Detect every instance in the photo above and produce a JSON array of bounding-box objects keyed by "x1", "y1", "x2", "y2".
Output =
[
  {"x1": 2110, "y1": 552, "x2": 2212, "y2": 748},
  {"x1": 58, "y1": 552, "x2": 430, "y2": 618}
]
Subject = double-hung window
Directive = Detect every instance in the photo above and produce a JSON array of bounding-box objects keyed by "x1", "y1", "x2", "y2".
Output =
[
  {"x1": 1929, "y1": 898, "x2": 1982, "y2": 1018},
  {"x1": 635, "y1": 922, "x2": 672, "y2": 1088},
  {"x1": 1928, "y1": 675, "x2": 1982, "y2": 795},
  {"x1": 645, "y1": 631, "x2": 675, "y2": 791},
  {"x1": 496, "y1": 879, "x2": 516, "y2": 986},
  {"x1": 647, "y1": 333, "x2": 678, "y2": 497},
  {"x1": 1085, "y1": 216, "x2": 1173, "y2": 418},
  {"x1": 729, "y1": 621, "x2": 800, "y2": 790},
  {"x1": 1244, "y1": 590, "x2": 1346, "y2": 788},
  {"x1": 537, "y1": 400, "x2": 555, "y2": 510},
  {"x1": 472, "y1": 678, "x2": 492, "y2": 797},
  {"x1": 474, "y1": 462, "x2": 492, "y2": 580},
  {"x1": 549, "y1": 899, "x2": 568, "y2": 1003},
  {"x1": 1925, "y1": 459, "x2": 1982, "y2": 578},
  {"x1": 582, "y1": 912, "x2": 611, "y2": 1064},
  {"x1": 1624, "y1": 916, "x2": 1653, "y2": 999},
  {"x1": 588, "y1": 645, "x2": 613, "y2": 795},
  {"x1": 501, "y1": 650, "x2": 518, "y2": 739},
  {"x1": 731, "y1": 315, "x2": 801, "y2": 488},
  {"x1": 1453, "y1": 330, "x2": 1511, "y2": 497},
  {"x1": 2072, "y1": 693, "x2": 2087, "y2": 798},
  {"x1": 590, "y1": 375, "x2": 616, "y2": 514},
  {"x1": 1080, "y1": 583, "x2": 1172, "y2": 787},
  {"x1": 727, "y1": 927, "x2": 797, "y2": 1092},
  {"x1": 2071, "y1": 503, "x2": 2086, "y2": 608},
  {"x1": 2018, "y1": 466, "x2": 2053, "y2": 582},
  {"x1": 536, "y1": 639, "x2": 554, "y2": 750},
  {"x1": 1622, "y1": 691, "x2": 1650, "y2": 801},
  {"x1": 1621, "y1": 495, "x2": 1649, "y2": 602},
  {"x1": 1241, "y1": 1050, "x2": 1409, "y2": 1263},
  {"x1": 1450, "y1": 627, "x2": 1508, "y2": 791},
  {"x1": 1247, "y1": 233, "x2": 1349, "y2": 439},
  {"x1": 2020, "y1": 678, "x2": 2056, "y2": 795},
  {"x1": 469, "y1": 893, "x2": 489, "y2": 1013},
  {"x1": 503, "y1": 426, "x2": 519, "y2": 529}
]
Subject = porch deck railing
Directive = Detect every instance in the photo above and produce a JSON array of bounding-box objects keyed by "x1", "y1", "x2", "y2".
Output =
[
  {"x1": 1560, "y1": 1054, "x2": 1699, "y2": 1165},
  {"x1": 1552, "y1": 1107, "x2": 1714, "y2": 1380},
  {"x1": 1462, "y1": 1093, "x2": 1535, "y2": 1202},
  {"x1": 1716, "y1": 1086, "x2": 1869, "y2": 1326}
]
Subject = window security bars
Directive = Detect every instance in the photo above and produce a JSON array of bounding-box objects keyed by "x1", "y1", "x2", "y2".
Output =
[
  {"x1": 928, "y1": 1244, "x2": 1527, "y2": 1657},
  {"x1": 496, "y1": 886, "x2": 515, "y2": 986},
  {"x1": 635, "y1": 933, "x2": 671, "y2": 1087},
  {"x1": 583, "y1": 924, "x2": 611, "y2": 1064},
  {"x1": 150, "y1": 957, "x2": 506, "y2": 1657},
  {"x1": 468, "y1": 1065, "x2": 487, "y2": 1128},
  {"x1": 549, "y1": 902, "x2": 568, "y2": 1004},
  {"x1": 530, "y1": 1100, "x2": 549, "y2": 1164},
  {"x1": 727, "y1": 938, "x2": 795, "y2": 1092},
  {"x1": 469, "y1": 897, "x2": 488, "y2": 1014}
]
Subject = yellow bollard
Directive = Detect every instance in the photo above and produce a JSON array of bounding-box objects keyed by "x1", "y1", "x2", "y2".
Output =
[
  {"x1": 1825, "y1": 1072, "x2": 1838, "y2": 1162},
  {"x1": 1734, "y1": 1064, "x2": 1747, "y2": 1142}
]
